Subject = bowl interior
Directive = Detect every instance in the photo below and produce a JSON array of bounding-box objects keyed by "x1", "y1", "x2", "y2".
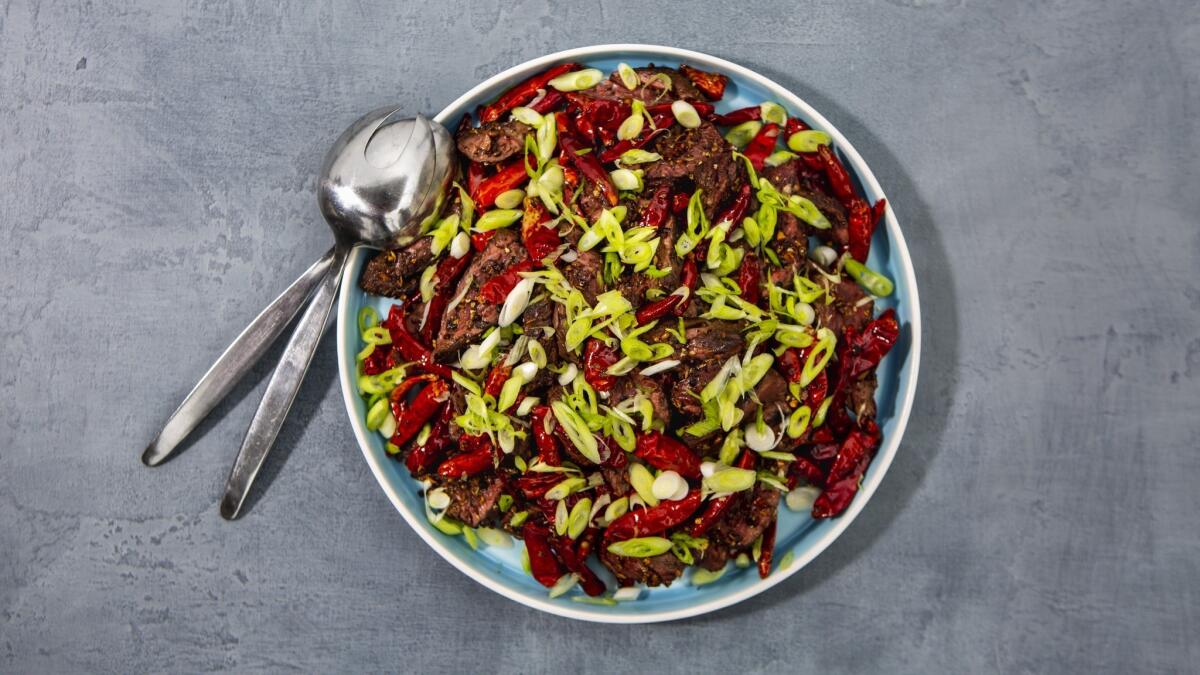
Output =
[{"x1": 336, "y1": 45, "x2": 920, "y2": 622}]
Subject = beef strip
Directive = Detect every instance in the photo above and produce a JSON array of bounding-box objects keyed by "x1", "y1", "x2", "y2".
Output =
[
  {"x1": 769, "y1": 212, "x2": 809, "y2": 286},
  {"x1": 599, "y1": 547, "x2": 686, "y2": 587},
  {"x1": 456, "y1": 120, "x2": 530, "y2": 164},
  {"x1": 707, "y1": 486, "x2": 781, "y2": 551},
  {"x1": 679, "y1": 319, "x2": 746, "y2": 364},
  {"x1": 590, "y1": 66, "x2": 704, "y2": 104},
  {"x1": 644, "y1": 123, "x2": 742, "y2": 219},
  {"x1": 744, "y1": 369, "x2": 790, "y2": 420},
  {"x1": 562, "y1": 249, "x2": 604, "y2": 305},
  {"x1": 574, "y1": 178, "x2": 610, "y2": 225},
  {"x1": 360, "y1": 237, "x2": 435, "y2": 298},
  {"x1": 434, "y1": 228, "x2": 527, "y2": 358},
  {"x1": 811, "y1": 270, "x2": 873, "y2": 340},
  {"x1": 442, "y1": 475, "x2": 504, "y2": 527},
  {"x1": 848, "y1": 372, "x2": 878, "y2": 421},
  {"x1": 760, "y1": 160, "x2": 849, "y2": 251},
  {"x1": 669, "y1": 360, "x2": 718, "y2": 418},
  {"x1": 601, "y1": 465, "x2": 631, "y2": 496},
  {"x1": 608, "y1": 373, "x2": 671, "y2": 428}
]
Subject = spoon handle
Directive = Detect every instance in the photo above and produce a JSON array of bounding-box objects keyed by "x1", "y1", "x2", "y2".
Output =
[
  {"x1": 219, "y1": 246, "x2": 350, "y2": 520},
  {"x1": 141, "y1": 247, "x2": 337, "y2": 467}
]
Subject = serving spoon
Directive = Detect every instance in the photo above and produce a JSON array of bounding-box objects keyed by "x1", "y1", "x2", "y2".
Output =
[{"x1": 143, "y1": 109, "x2": 455, "y2": 520}]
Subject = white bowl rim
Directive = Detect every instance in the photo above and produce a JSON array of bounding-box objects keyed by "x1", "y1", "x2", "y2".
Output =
[{"x1": 336, "y1": 43, "x2": 922, "y2": 623}]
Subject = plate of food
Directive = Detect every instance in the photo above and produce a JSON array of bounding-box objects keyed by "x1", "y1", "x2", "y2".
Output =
[{"x1": 336, "y1": 44, "x2": 920, "y2": 622}]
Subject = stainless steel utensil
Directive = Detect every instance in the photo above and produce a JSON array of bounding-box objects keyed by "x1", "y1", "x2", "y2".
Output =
[
  {"x1": 143, "y1": 109, "x2": 455, "y2": 521},
  {"x1": 217, "y1": 112, "x2": 455, "y2": 520}
]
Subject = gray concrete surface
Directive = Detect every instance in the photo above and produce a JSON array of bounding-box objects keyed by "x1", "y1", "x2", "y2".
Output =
[{"x1": 2, "y1": 1, "x2": 1198, "y2": 672}]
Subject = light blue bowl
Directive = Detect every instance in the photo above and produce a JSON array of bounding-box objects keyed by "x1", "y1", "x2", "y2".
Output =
[{"x1": 336, "y1": 45, "x2": 921, "y2": 623}]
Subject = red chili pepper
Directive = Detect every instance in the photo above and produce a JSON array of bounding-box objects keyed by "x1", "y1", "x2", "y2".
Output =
[
  {"x1": 422, "y1": 252, "x2": 474, "y2": 345},
  {"x1": 551, "y1": 531, "x2": 606, "y2": 596},
  {"x1": 846, "y1": 196, "x2": 873, "y2": 260},
  {"x1": 672, "y1": 256, "x2": 700, "y2": 317},
  {"x1": 638, "y1": 184, "x2": 672, "y2": 229},
  {"x1": 404, "y1": 403, "x2": 452, "y2": 475},
  {"x1": 679, "y1": 65, "x2": 728, "y2": 100},
  {"x1": 559, "y1": 132, "x2": 618, "y2": 207},
  {"x1": 805, "y1": 369, "x2": 828, "y2": 410},
  {"x1": 385, "y1": 317, "x2": 454, "y2": 380},
  {"x1": 812, "y1": 476, "x2": 860, "y2": 519},
  {"x1": 689, "y1": 451, "x2": 755, "y2": 536},
  {"x1": 600, "y1": 434, "x2": 627, "y2": 469},
  {"x1": 840, "y1": 309, "x2": 900, "y2": 381},
  {"x1": 479, "y1": 260, "x2": 535, "y2": 304},
  {"x1": 743, "y1": 123, "x2": 780, "y2": 171},
  {"x1": 871, "y1": 198, "x2": 887, "y2": 229},
  {"x1": 604, "y1": 489, "x2": 703, "y2": 542},
  {"x1": 784, "y1": 117, "x2": 810, "y2": 135},
  {"x1": 483, "y1": 363, "x2": 511, "y2": 398},
  {"x1": 521, "y1": 198, "x2": 561, "y2": 263},
  {"x1": 436, "y1": 434, "x2": 494, "y2": 479},
  {"x1": 567, "y1": 94, "x2": 625, "y2": 136},
  {"x1": 635, "y1": 293, "x2": 683, "y2": 326},
  {"x1": 527, "y1": 89, "x2": 565, "y2": 115},
  {"x1": 644, "y1": 100, "x2": 715, "y2": 118},
  {"x1": 522, "y1": 522, "x2": 565, "y2": 588},
  {"x1": 530, "y1": 405, "x2": 562, "y2": 466},
  {"x1": 361, "y1": 346, "x2": 389, "y2": 375},
  {"x1": 798, "y1": 152, "x2": 825, "y2": 172},
  {"x1": 715, "y1": 183, "x2": 752, "y2": 225},
  {"x1": 671, "y1": 191, "x2": 691, "y2": 215},
  {"x1": 776, "y1": 348, "x2": 803, "y2": 383},
  {"x1": 479, "y1": 63, "x2": 580, "y2": 124},
  {"x1": 470, "y1": 231, "x2": 495, "y2": 252},
  {"x1": 709, "y1": 106, "x2": 761, "y2": 127},
  {"x1": 816, "y1": 144, "x2": 856, "y2": 204},
  {"x1": 390, "y1": 378, "x2": 449, "y2": 448},
  {"x1": 567, "y1": 529, "x2": 607, "y2": 596},
  {"x1": 597, "y1": 127, "x2": 669, "y2": 163},
  {"x1": 466, "y1": 161, "x2": 487, "y2": 196},
  {"x1": 471, "y1": 160, "x2": 529, "y2": 209},
  {"x1": 757, "y1": 517, "x2": 777, "y2": 579},
  {"x1": 827, "y1": 427, "x2": 878, "y2": 485},
  {"x1": 582, "y1": 339, "x2": 620, "y2": 393},
  {"x1": 634, "y1": 256, "x2": 697, "y2": 325},
  {"x1": 737, "y1": 252, "x2": 761, "y2": 306},
  {"x1": 786, "y1": 456, "x2": 826, "y2": 490},
  {"x1": 634, "y1": 431, "x2": 701, "y2": 478}
]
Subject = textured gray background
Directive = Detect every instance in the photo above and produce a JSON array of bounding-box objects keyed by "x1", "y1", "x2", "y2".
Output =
[{"x1": 2, "y1": 0, "x2": 1198, "y2": 672}]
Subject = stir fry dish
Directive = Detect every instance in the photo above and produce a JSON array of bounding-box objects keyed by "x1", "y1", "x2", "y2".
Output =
[{"x1": 355, "y1": 62, "x2": 899, "y2": 599}]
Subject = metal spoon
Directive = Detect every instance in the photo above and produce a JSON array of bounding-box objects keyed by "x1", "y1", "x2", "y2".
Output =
[
  {"x1": 218, "y1": 111, "x2": 455, "y2": 520},
  {"x1": 142, "y1": 111, "x2": 450, "y2": 469}
]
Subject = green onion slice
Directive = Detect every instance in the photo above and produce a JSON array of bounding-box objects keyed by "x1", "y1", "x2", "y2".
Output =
[{"x1": 606, "y1": 537, "x2": 673, "y2": 558}]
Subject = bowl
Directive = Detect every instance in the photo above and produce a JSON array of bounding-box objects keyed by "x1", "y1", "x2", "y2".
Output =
[{"x1": 336, "y1": 44, "x2": 921, "y2": 623}]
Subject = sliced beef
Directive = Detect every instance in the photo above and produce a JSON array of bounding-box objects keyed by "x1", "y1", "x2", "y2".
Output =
[
  {"x1": 601, "y1": 465, "x2": 631, "y2": 496},
  {"x1": 708, "y1": 486, "x2": 781, "y2": 550},
  {"x1": 848, "y1": 372, "x2": 878, "y2": 421},
  {"x1": 699, "y1": 541, "x2": 732, "y2": 571},
  {"x1": 442, "y1": 475, "x2": 504, "y2": 527},
  {"x1": 760, "y1": 160, "x2": 849, "y2": 251},
  {"x1": 769, "y1": 212, "x2": 808, "y2": 286},
  {"x1": 456, "y1": 120, "x2": 529, "y2": 164},
  {"x1": 599, "y1": 547, "x2": 686, "y2": 587},
  {"x1": 522, "y1": 297, "x2": 559, "y2": 390},
  {"x1": 590, "y1": 66, "x2": 704, "y2": 104},
  {"x1": 811, "y1": 272, "x2": 873, "y2": 340},
  {"x1": 616, "y1": 210, "x2": 681, "y2": 304},
  {"x1": 551, "y1": 304, "x2": 581, "y2": 365},
  {"x1": 799, "y1": 187, "x2": 849, "y2": 250},
  {"x1": 644, "y1": 123, "x2": 742, "y2": 219},
  {"x1": 434, "y1": 228, "x2": 527, "y2": 358},
  {"x1": 670, "y1": 361, "x2": 718, "y2": 418},
  {"x1": 679, "y1": 320, "x2": 745, "y2": 364},
  {"x1": 608, "y1": 373, "x2": 671, "y2": 428},
  {"x1": 360, "y1": 237, "x2": 435, "y2": 298},
  {"x1": 562, "y1": 249, "x2": 604, "y2": 305},
  {"x1": 574, "y1": 178, "x2": 610, "y2": 225},
  {"x1": 744, "y1": 369, "x2": 789, "y2": 419}
]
